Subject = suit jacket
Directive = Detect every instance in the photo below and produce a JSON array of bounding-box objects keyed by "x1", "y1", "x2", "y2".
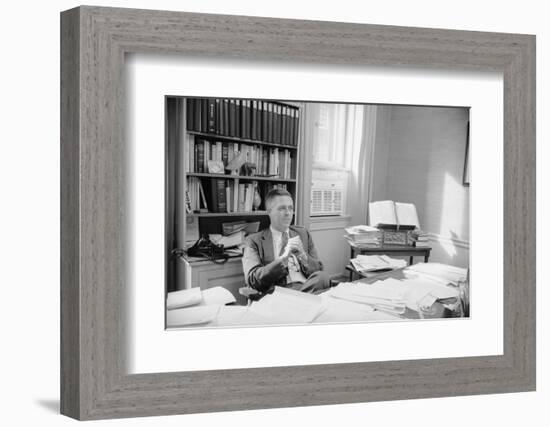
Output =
[{"x1": 242, "y1": 225, "x2": 323, "y2": 293}]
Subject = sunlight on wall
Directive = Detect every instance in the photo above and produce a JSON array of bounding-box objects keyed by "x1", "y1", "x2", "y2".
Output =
[{"x1": 438, "y1": 172, "x2": 466, "y2": 257}]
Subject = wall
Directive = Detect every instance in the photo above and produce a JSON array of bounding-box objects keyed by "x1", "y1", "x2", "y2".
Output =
[
  {"x1": 309, "y1": 215, "x2": 352, "y2": 280},
  {"x1": 372, "y1": 105, "x2": 470, "y2": 268}
]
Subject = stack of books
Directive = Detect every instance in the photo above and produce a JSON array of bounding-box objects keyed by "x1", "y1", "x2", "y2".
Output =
[
  {"x1": 410, "y1": 229, "x2": 430, "y2": 247},
  {"x1": 343, "y1": 225, "x2": 381, "y2": 246}
]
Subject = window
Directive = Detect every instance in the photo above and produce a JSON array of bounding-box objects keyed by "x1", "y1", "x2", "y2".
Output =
[{"x1": 310, "y1": 103, "x2": 364, "y2": 216}]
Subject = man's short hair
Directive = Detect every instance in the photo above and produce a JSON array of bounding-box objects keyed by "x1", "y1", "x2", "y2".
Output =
[{"x1": 265, "y1": 188, "x2": 293, "y2": 211}]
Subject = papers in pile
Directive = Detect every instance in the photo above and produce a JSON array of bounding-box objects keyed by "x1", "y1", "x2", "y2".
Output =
[
  {"x1": 350, "y1": 254, "x2": 407, "y2": 274},
  {"x1": 344, "y1": 225, "x2": 381, "y2": 246},
  {"x1": 329, "y1": 276, "x2": 460, "y2": 315},
  {"x1": 405, "y1": 262, "x2": 468, "y2": 286},
  {"x1": 249, "y1": 286, "x2": 327, "y2": 324},
  {"x1": 329, "y1": 281, "x2": 407, "y2": 315},
  {"x1": 166, "y1": 286, "x2": 236, "y2": 327}
]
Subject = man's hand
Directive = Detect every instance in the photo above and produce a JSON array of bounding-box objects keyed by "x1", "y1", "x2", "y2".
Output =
[{"x1": 283, "y1": 236, "x2": 307, "y2": 264}]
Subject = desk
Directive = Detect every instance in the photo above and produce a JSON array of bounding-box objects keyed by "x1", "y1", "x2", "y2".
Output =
[
  {"x1": 181, "y1": 255, "x2": 247, "y2": 305},
  {"x1": 349, "y1": 243, "x2": 431, "y2": 266},
  {"x1": 167, "y1": 265, "x2": 464, "y2": 329}
]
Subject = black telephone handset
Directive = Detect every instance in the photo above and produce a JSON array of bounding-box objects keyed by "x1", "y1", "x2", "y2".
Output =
[{"x1": 187, "y1": 235, "x2": 228, "y2": 264}]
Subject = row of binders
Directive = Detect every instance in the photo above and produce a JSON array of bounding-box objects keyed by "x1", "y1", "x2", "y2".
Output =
[
  {"x1": 186, "y1": 97, "x2": 300, "y2": 146},
  {"x1": 186, "y1": 177, "x2": 288, "y2": 214},
  {"x1": 187, "y1": 135, "x2": 295, "y2": 179}
]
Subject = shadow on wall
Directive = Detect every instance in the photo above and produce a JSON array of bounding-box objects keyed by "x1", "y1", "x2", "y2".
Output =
[{"x1": 429, "y1": 230, "x2": 469, "y2": 269}]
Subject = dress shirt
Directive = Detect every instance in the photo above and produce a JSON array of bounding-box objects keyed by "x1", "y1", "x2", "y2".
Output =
[{"x1": 270, "y1": 226, "x2": 307, "y2": 284}]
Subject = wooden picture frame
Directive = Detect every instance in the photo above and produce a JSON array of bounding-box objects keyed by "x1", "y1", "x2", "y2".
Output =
[{"x1": 60, "y1": 6, "x2": 535, "y2": 420}]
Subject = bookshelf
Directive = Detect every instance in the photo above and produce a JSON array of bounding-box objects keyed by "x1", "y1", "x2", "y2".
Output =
[
  {"x1": 166, "y1": 96, "x2": 302, "y2": 292},
  {"x1": 183, "y1": 97, "x2": 300, "y2": 240}
]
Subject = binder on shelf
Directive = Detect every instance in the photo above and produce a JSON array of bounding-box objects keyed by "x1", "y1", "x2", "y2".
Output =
[
  {"x1": 193, "y1": 98, "x2": 201, "y2": 132},
  {"x1": 215, "y1": 98, "x2": 222, "y2": 135},
  {"x1": 241, "y1": 100, "x2": 250, "y2": 140},
  {"x1": 232, "y1": 99, "x2": 238, "y2": 138},
  {"x1": 293, "y1": 108, "x2": 300, "y2": 146},
  {"x1": 186, "y1": 98, "x2": 195, "y2": 132},
  {"x1": 200, "y1": 98, "x2": 208, "y2": 132},
  {"x1": 222, "y1": 99, "x2": 230, "y2": 136},
  {"x1": 261, "y1": 101, "x2": 268, "y2": 142},
  {"x1": 207, "y1": 98, "x2": 216, "y2": 133},
  {"x1": 251, "y1": 100, "x2": 258, "y2": 140}
]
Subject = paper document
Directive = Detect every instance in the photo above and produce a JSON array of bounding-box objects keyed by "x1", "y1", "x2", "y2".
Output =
[
  {"x1": 351, "y1": 254, "x2": 407, "y2": 273},
  {"x1": 406, "y1": 262, "x2": 468, "y2": 286},
  {"x1": 372, "y1": 277, "x2": 459, "y2": 312},
  {"x1": 329, "y1": 282, "x2": 407, "y2": 315},
  {"x1": 250, "y1": 286, "x2": 326, "y2": 324},
  {"x1": 214, "y1": 306, "x2": 273, "y2": 327},
  {"x1": 316, "y1": 294, "x2": 402, "y2": 323},
  {"x1": 201, "y1": 286, "x2": 237, "y2": 306},
  {"x1": 166, "y1": 287, "x2": 202, "y2": 310},
  {"x1": 166, "y1": 305, "x2": 221, "y2": 327}
]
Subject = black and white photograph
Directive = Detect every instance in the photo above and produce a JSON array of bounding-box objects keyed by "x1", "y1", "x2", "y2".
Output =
[{"x1": 165, "y1": 97, "x2": 471, "y2": 328}]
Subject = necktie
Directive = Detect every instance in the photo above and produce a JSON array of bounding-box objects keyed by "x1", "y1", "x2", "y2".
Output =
[{"x1": 279, "y1": 231, "x2": 289, "y2": 256}]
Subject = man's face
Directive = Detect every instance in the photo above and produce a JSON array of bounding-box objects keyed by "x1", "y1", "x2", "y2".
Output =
[{"x1": 267, "y1": 195, "x2": 294, "y2": 232}]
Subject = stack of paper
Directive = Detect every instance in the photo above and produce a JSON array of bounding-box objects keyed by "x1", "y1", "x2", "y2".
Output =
[
  {"x1": 377, "y1": 278, "x2": 459, "y2": 312},
  {"x1": 350, "y1": 254, "x2": 407, "y2": 274},
  {"x1": 167, "y1": 305, "x2": 221, "y2": 328},
  {"x1": 406, "y1": 262, "x2": 468, "y2": 286},
  {"x1": 166, "y1": 287, "x2": 202, "y2": 310},
  {"x1": 328, "y1": 274, "x2": 461, "y2": 315},
  {"x1": 209, "y1": 230, "x2": 246, "y2": 248},
  {"x1": 329, "y1": 282, "x2": 407, "y2": 315},
  {"x1": 344, "y1": 225, "x2": 381, "y2": 246},
  {"x1": 249, "y1": 286, "x2": 327, "y2": 324},
  {"x1": 166, "y1": 286, "x2": 237, "y2": 327}
]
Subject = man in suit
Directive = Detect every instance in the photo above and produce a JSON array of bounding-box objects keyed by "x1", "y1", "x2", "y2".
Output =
[{"x1": 242, "y1": 188, "x2": 331, "y2": 294}]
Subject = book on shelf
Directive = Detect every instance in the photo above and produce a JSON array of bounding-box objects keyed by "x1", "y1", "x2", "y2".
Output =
[
  {"x1": 200, "y1": 98, "x2": 208, "y2": 134},
  {"x1": 188, "y1": 140, "x2": 295, "y2": 181},
  {"x1": 185, "y1": 177, "x2": 209, "y2": 212},
  {"x1": 207, "y1": 178, "x2": 227, "y2": 213},
  {"x1": 185, "y1": 97, "x2": 300, "y2": 146},
  {"x1": 207, "y1": 98, "x2": 216, "y2": 133}
]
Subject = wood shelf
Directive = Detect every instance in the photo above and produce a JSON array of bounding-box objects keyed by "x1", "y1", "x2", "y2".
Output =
[
  {"x1": 186, "y1": 172, "x2": 296, "y2": 183},
  {"x1": 188, "y1": 130, "x2": 298, "y2": 151}
]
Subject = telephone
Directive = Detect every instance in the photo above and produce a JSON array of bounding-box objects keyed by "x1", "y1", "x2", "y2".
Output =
[{"x1": 187, "y1": 235, "x2": 228, "y2": 264}]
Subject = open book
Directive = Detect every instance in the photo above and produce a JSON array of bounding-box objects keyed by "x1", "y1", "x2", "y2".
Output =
[{"x1": 368, "y1": 200, "x2": 420, "y2": 229}]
